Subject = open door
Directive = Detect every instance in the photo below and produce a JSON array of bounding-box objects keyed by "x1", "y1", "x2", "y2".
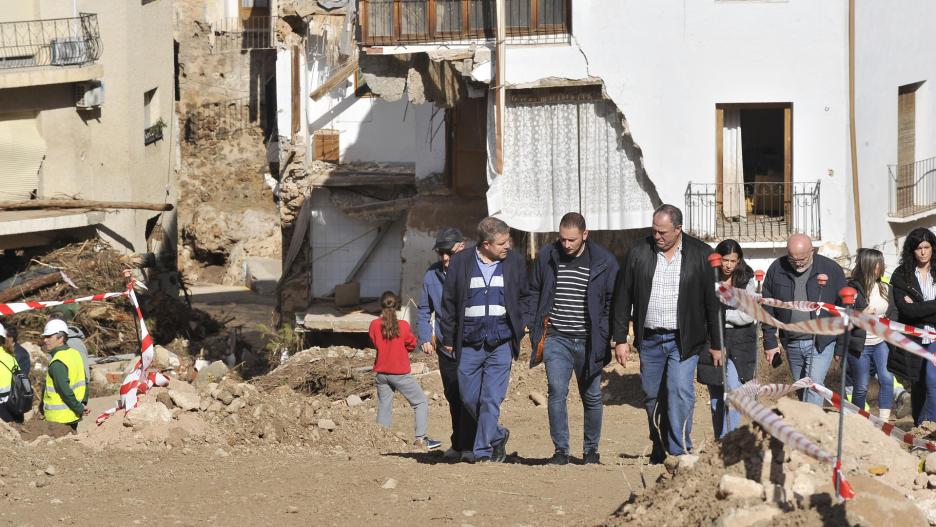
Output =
[{"x1": 449, "y1": 96, "x2": 488, "y2": 197}]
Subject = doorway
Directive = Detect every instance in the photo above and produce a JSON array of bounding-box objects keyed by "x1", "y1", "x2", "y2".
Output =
[
  {"x1": 716, "y1": 103, "x2": 792, "y2": 223},
  {"x1": 448, "y1": 96, "x2": 488, "y2": 197}
]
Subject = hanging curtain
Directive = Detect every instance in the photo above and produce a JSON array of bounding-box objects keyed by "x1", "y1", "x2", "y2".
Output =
[
  {"x1": 489, "y1": 98, "x2": 653, "y2": 232},
  {"x1": 722, "y1": 108, "x2": 746, "y2": 219}
]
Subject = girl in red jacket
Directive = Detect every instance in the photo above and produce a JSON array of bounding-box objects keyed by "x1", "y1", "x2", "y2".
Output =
[{"x1": 370, "y1": 291, "x2": 441, "y2": 450}]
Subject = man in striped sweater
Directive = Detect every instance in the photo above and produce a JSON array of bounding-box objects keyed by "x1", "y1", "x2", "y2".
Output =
[{"x1": 528, "y1": 213, "x2": 619, "y2": 465}]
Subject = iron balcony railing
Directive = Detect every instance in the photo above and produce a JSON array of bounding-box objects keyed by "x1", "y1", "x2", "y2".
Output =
[
  {"x1": 0, "y1": 14, "x2": 101, "y2": 70},
  {"x1": 210, "y1": 16, "x2": 275, "y2": 53},
  {"x1": 888, "y1": 156, "x2": 936, "y2": 218},
  {"x1": 684, "y1": 181, "x2": 821, "y2": 243},
  {"x1": 359, "y1": 0, "x2": 571, "y2": 46}
]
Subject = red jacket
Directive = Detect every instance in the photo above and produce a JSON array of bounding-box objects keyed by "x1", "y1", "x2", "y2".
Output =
[{"x1": 369, "y1": 318, "x2": 417, "y2": 375}]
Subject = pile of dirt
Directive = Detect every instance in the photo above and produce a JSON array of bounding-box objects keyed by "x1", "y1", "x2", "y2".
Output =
[
  {"x1": 254, "y1": 346, "x2": 382, "y2": 399},
  {"x1": 0, "y1": 239, "x2": 221, "y2": 357},
  {"x1": 605, "y1": 394, "x2": 934, "y2": 527}
]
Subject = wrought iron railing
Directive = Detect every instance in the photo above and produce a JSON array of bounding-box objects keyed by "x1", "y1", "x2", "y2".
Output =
[
  {"x1": 684, "y1": 181, "x2": 821, "y2": 243},
  {"x1": 210, "y1": 16, "x2": 275, "y2": 53},
  {"x1": 888, "y1": 156, "x2": 936, "y2": 218},
  {"x1": 0, "y1": 14, "x2": 101, "y2": 70},
  {"x1": 144, "y1": 123, "x2": 164, "y2": 146},
  {"x1": 359, "y1": 0, "x2": 571, "y2": 45}
]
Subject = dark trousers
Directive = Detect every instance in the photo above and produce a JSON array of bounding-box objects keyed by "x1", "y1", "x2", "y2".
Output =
[{"x1": 438, "y1": 351, "x2": 477, "y2": 452}]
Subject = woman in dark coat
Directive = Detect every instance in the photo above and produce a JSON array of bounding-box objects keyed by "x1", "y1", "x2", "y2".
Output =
[
  {"x1": 887, "y1": 227, "x2": 936, "y2": 426},
  {"x1": 698, "y1": 239, "x2": 758, "y2": 438}
]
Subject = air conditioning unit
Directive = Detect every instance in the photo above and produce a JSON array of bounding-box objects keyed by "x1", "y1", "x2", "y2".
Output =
[
  {"x1": 75, "y1": 81, "x2": 105, "y2": 109},
  {"x1": 51, "y1": 37, "x2": 89, "y2": 66}
]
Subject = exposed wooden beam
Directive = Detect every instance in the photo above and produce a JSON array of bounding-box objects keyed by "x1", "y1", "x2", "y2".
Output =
[
  {"x1": 344, "y1": 221, "x2": 393, "y2": 284},
  {"x1": 309, "y1": 56, "x2": 359, "y2": 101},
  {"x1": 342, "y1": 197, "x2": 414, "y2": 216},
  {"x1": 0, "y1": 200, "x2": 173, "y2": 212},
  {"x1": 308, "y1": 172, "x2": 415, "y2": 187}
]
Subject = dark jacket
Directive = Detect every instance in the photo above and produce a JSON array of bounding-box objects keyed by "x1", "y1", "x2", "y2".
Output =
[
  {"x1": 887, "y1": 264, "x2": 936, "y2": 383},
  {"x1": 834, "y1": 278, "x2": 876, "y2": 358},
  {"x1": 527, "y1": 240, "x2": 619, "y2": 377},
  {"x1": 761, "y1": 253, "x2": 846, "y2": 354},
  {"x1": 13, "y1": 343, "x2": 29, "y2": 378},
  {"x1": 416, "y1": 262, "x2": 446, "y2": 353},
  {"x1": 612, "y1": 233, "x2": 722, "y2": 360},
  {"x1": 439, "y1": 247, "x2": 532, "y2": 359},
  {"x1": 698, "y1": 279, "x2": 758, "y2": 385}
]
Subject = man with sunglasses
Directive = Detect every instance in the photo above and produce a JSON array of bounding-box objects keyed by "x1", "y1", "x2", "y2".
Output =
[
  {"x1": 417, "y1": 227, "x2": 476, "y2": 462},
  {"x1": 762, "y1": 233, "x2": 846, "y2": 405}
]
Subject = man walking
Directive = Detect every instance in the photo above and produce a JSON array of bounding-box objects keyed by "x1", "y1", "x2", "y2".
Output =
[
  {"x1": 440, "y1": 217, "x2": 532, "y2": 463},
  {"x1": 612, "y1": 204, "x2": 721, "y2": 463},
  {"x1": 528, "y1": 213, "x2": 618, "y2": 465},
  {"x1": 762, "y1": 233, "x2": 845, "y2": 405},
  {"x1": 416, "y1": 227, "x2": 477, "y2": 462}
]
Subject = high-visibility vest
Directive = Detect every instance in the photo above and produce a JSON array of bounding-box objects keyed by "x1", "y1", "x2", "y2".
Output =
[
  {"x1": 43, "y1": 348, "x2": 87, "y2": 424},
  {"x1": 0, "y1": 347, "x2": 15, "y2": 403}
]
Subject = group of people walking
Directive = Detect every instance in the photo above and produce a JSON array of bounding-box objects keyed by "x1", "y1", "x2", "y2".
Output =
[{"x1": 369, "y1": 204, "x2": 936, "y2": 465}]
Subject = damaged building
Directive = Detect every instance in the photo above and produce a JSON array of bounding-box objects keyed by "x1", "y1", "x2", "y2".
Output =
[
  {"x1": 276, "y1": 0, "x2": 936, "y2": 330},
  {"x1": 0, "y1": 1, "x2": 177, "y2": 287}
]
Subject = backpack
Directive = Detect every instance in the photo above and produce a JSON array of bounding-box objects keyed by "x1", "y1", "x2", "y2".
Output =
[{"x1": 2, "y1": 361, "x2": 33, "y2": 416}]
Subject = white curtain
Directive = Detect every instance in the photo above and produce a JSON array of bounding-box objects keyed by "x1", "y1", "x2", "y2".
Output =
[
  {"x1": 488, "y1": 99, "x2": 653, "y2": 232},
  {"x1": 722, "y1": 108, "x2": 745, "y2": 219}
]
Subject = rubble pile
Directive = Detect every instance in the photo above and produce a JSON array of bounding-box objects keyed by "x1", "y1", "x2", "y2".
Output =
[
  {"x1": 1, "y1": 240, "x2": 221, "y2": 357},
  {"x1": 606, "y1": 396, "x2": 936, "y2": 527}
]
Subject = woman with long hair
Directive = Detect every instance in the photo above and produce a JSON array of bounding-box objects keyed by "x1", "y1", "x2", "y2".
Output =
[
  {"x1": 888, "y1": 228, "x2": 936, "y2": 425},
  {"x1": 697, "y1": 239, "x2": 757, "y2": 438},
  {"x1": 369, "y1": 291, "x2": 441, "y2": 450},
  {"x1": 837, "y1": 249, "x2": 895, "y2": 419}
]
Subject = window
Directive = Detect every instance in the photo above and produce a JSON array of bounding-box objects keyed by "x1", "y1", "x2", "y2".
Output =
[
  {"x1": 144, "y1": 88, "x2": 163, "y2": 145},
  {"x1": 354, "y1": 66, "x2": 374, "y2": 98}
]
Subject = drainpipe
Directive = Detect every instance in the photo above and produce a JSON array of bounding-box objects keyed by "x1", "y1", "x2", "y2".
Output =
[
  {"x1": 849, "y1": 0, "x2": 863, "y2": 247},
  {"x1": 494, "y1": 0, "x2": 506, "y2": 174}
]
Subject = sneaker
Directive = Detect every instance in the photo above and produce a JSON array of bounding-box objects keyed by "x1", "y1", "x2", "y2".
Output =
[
  {"x1": 547, "y1": 452, "x2": 570, "y2": 465},
  {"x1": 491, "y1": 428, "x2": 510, "y2": 463},
  {"x1": 443, "y1": 448, "x2": 461, "y2": 460},
  {"x1": 475, "y1": 456, "x2": 493, "y2": 463},
  {"x1": 583, "y1": 451, "x2": 601, "y2": 465},
  {"x1": 460, "y1": 451, "x2": 476, "y2": 463},
  {"x1": 895, "y1": 391, "x2": 912, "y2": 420},
  {"x1": 414, "y1": 437, "x2": 442, "y2": 450}
]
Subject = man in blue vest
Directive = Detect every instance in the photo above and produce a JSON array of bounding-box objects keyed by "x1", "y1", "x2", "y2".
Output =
[{"x1": 440, "y1": 216, "x2": 532, "y2": 463}]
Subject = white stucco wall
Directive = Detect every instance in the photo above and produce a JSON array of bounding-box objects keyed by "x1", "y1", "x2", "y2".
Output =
[
  {"x1": 500, "y1": 0, "x2": 853, "y2": 249},
  {"x1": 854, "y1": 1, "x2": 936, "y2": 271}
]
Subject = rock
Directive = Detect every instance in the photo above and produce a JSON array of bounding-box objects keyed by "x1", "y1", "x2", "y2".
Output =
[
  {"x1": 152, "y1": 346, "x2": 171, "y2": 369},
  {"x1": 929, "y1": 475, "x2": 936, "y2": 489},
  {"x1": 676, "y1": 454, "x2": 699, "y2": 472},
  {"x1": 346, "y1": 395, "x2": 363, "y2": 408},
  {"x1": 410, "y1": 362, "x2": 427, "y2": 375},
  {"x1": 215, "y1": 448, "x2": 230, "y2": 458},
  {"x1": 44, "y1": 466, "x2": 56, "y2": 476},
  {"x1": 462, "y1": 510, "x2": 476, "y2": 517},
  {"x1": 792, "y1": 473, "x2": 816, "y2": 498},
  {"x1": 216, "y1": 389, "x2": 235, "y2": 405},
  {"x1": 926, "y1": 452, "x2": 936, "y2": 475},
  {"x1": 170, "y1": 388, "x2": 201, "y2": 412},
  {"x1": 716, "y1": 504, "x2": 781, "y2": 527},
  {"x1": 199, "y1": 398, "x2": 211, "y2": 412},
  {"x1": 915, "y1": 472, "x2": 929, "y2": 489},
  {"x1": 529, "y1": 392, "x2": 547, "y2": 407},
  {"x1": 156, "y1": 391, "x2": 175, "y2": 409},
  {"x1": 195, "y1": 361, "x2": 229, "y2": 388},
  {"x1": 717, "y1": 474, "x2": 764, "y2": 500},
  {"x1": 318, "y1": 419, "x2": 336, "y2": 431},
  {"x1": 226, "y1": 398, "x2": 246, "y2": 414},
  {"x1": 124, "y1": 402, "x2": 172, "y2": 429},
  {"x1": 207, "y1": 401, "x2": 224, "y2": 413},
  {"x1": 918, "y1": 498, "x2": 936, "y2": 526},
  {"x1": 382, "y1": 478, "x2": 398, "y2": 489},
  {"x1": 286, "y1": 506, "x2": 299, "y2": 514}
]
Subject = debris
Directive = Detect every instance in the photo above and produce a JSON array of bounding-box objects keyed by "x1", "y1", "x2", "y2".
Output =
[
  {"x1": 926, "y1": 451, "x2": 936, "y2": 475},
  {"x1": 715, "y1": 504, "x2": 780, "y2": 527},
  {"x1": 195, "y1": 361, "x2": 229, "y2": 388},
  {"x1": 409, "y1": 362, "x2": 427, "y2": 375},
  {"x1": 318, "y1": 419, "x2": 337, "y2": 431},
  {"x1": 123, "y1": 402, "x2": 172, "y2": 429},
  {"x1": 346, "y1": 394, "x2": 363, "y2": 407},
  {"x1": 382, "y1": 478, "x2": 398, "y2": 490},
  {"x1": 528, "y1": 392, "x2": 547, "y2": 407},
  {"x1": 168, "y1": 379, "x2": 201, "y2": 411},
  {"x1": 44, "y1": 466, "x2": 56, "y2": 477},
  {"x1": 677, "y1": 454, "x2": 699, "y2": 472},
  {"x1": 717, "y1": 475, "x2": 764, "y2": 500},
  {"x1": 286, "y1": 506, "x2": 299, "y2": 514},
  {"x1": 867, "y1": 465, "x2": 888, "y2": 476}
]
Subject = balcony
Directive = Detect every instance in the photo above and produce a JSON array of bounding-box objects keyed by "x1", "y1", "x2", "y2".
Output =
[
  {"x1": 888, "y1": 156, "x2": 936, "y2": 221},
  {"x1": 0, "y1": 14, "x2": 101, "y2": 70},
  {"x1": 359, "y1": 0, "x2": 571, "y2": 46},
  {"x1": 209, "y1": 16, "x2": 275, "y2": 53},
  {"x1": 684, "y1": 181, "x2": 821, "y2": 244}
]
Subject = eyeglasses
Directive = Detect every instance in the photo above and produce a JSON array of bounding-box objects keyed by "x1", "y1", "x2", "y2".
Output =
[{"x1": 787, "y1": 254, "x2": 812, "y2": 265}]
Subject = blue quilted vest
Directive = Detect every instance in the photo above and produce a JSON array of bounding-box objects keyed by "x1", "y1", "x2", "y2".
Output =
[{"x1": 462, "y1": 259, "x2": 512, "y2": 347}]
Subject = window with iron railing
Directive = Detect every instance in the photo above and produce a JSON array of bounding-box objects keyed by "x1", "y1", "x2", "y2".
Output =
[{"x1": 360, "y1": 0, "x2": 571, "y2": 45}]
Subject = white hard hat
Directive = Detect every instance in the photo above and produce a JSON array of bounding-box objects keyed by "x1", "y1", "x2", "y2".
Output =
[
  {"x1": 42, "y1": 319, "x2": 69, "y2": 337},
  {"x1": 0, "y1": 322, "x2": 6, "y2": 339}
]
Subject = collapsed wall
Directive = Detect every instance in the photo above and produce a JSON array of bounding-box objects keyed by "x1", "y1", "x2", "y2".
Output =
[{"x1": 174, "y1": 0, "x2": 281, "y2": 285}]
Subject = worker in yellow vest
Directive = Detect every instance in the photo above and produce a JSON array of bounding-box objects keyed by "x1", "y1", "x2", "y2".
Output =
[
  {"x1": 0, "y1": 322, "x2": 20, "y2": 423},
  {"x1": 40, "y1": 319, "x2": 87, "y2": 433}
]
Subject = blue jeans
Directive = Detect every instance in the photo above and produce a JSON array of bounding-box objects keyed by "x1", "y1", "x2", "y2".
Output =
[
  {"x1": 785, "y1": 339, "x2": 835, "y2": 406},
  {"x1": 458, "y1": 341, "x2": 512, "y2": 458},
  {"x1": 640, "y1": 332, "x2": 699, "y2": 456},
  {"x1": 913, "y1": 342, "x2": 936, "y2": 425},
  {"x1": 845, "y1": 341, "x2": 894, "y2": 410},
  {"x1": 707, "y1": 359, "x2": 741, "y2": 439},
  {"x1": 543, "y1": 334, "x2": 603, "y2": 455}
]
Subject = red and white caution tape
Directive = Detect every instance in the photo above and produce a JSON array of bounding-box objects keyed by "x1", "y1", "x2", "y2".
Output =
[
  {"x1": 0, "y1": 291, "x2": 129, "y2": 316},
  {"x1": 726, "y1": 378, "x2": 856, "y2": 500},
  {"x1": 717, "y1": 283, "x2": 846, "y2": 336}
]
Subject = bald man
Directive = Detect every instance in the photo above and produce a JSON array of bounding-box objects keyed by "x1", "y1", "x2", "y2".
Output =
[{"x1": 761, "y1": 233, "x2": 846, "y2": 405}]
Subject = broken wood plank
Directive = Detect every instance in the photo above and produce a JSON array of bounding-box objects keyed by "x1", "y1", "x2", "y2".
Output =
[
  {"x1": 308, "y1": 172, "x2": 415, "y2": 187},
  {"x1": 342, "y1": 197, "x2": 414, "y2": 216},
  {"x1": 309, "y1": 56, "x2": 359, "y2": 101},
  {"x1": 0, "y1": 200, "x2": 173, "y2": 212},
  {"x1": 0, "y1": 271, "x2": 62, "y2": 303}
]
